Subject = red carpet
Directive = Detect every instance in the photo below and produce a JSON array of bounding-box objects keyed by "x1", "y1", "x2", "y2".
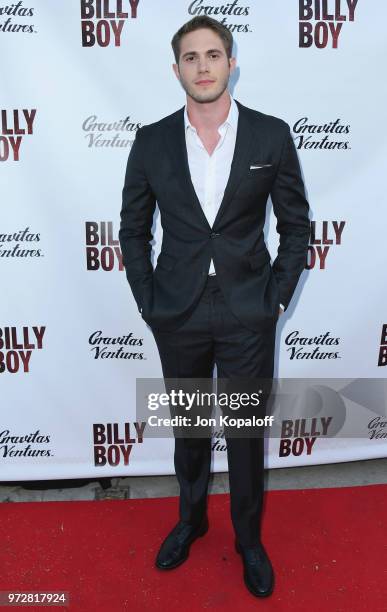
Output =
[{"x1": 1, "y1": 484, "x2": 387, "y2": 611}]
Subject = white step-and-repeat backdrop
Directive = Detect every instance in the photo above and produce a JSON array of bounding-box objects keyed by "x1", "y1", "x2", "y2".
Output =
[{"x1": 1, "y1": 1, "x2": 387, "y2": 480}]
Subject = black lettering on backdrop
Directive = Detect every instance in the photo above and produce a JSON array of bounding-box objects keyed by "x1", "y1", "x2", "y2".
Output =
[
  {"x1": 293, "y1": 117, "x2": 351, "y2": 150},
  {"x1": 284, "y1": 330, "x2": 341, "y2": 360},
  {"x1": 188, "y1": 0, "x2": 251, "y2": 33},
  {"x1": 88, "y1": 330, "x2": 145, "y2": 360},
  {"x1": 0, "y1": 1, "x2": 34, "y2": 34},
  {"x1": 82, "y1": 114, "x2": 140, "y2": 148},
  {"x1": 0, "y1": 226, "x2": 42, "y2": 258}
]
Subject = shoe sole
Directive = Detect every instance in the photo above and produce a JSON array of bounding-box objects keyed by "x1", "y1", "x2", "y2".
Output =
[
  {"x1": 155, "y1": 522, "x2": 209, "y2": 571},
  {"x1": 235, "y1": 540, "x2": 274, "y2": 598}
]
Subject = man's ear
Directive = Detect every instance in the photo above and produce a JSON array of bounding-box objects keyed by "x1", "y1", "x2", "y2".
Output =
[
  {"x1": 172, "y1": 63, "x2": 180, "y2": 81},
  {"x1": 229, "y1": 57, "x2": 236, "y2": 74}
]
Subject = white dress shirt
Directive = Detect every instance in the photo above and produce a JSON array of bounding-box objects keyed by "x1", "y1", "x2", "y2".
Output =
[
  {"x1": 183, "y1": 96, "x2": 285, "y2": 312},
  {"x1": 184, "y1": 96, "x2": 238, "y2": 275}
]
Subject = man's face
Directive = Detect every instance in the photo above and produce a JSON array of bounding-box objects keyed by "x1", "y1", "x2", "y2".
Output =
[{"x1": 173, "y1": 28, "x2": 235, "y2": 104}]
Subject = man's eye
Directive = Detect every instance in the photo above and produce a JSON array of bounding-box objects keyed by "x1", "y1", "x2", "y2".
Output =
[
  {"x1": 185, "y1": 56, "x2": 195, "y2": 62},
  {"x1": 210, "y1": 54, "x2": 220, "y2": 59}
]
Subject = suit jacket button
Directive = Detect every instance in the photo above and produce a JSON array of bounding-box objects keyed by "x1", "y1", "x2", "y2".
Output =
[{"x1": 210, "y1": 232, "x2": 220, "y2": 238}]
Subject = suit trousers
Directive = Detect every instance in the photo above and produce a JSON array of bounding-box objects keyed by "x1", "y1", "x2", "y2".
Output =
[{"x1": 150, "y1": 274, "x2": 276, "y2": 546}]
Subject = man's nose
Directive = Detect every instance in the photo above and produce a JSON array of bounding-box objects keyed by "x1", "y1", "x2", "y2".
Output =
[{"x1": 197, "y1": 57, "x2": 209, "y2": 72}]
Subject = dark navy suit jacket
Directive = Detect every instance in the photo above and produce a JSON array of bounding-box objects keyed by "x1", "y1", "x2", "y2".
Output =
[{"x1": 119, "y1": 99, "x2": 310, "y2": 332}]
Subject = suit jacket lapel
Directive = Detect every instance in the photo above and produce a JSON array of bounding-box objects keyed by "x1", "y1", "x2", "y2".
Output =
[
  {"x1": 165, "y1": 108, "x2": 212, "y2": 231},
  {"x1": 212, "y1": 100, "x2": 255, "y2": 229},
  {"x1": 165, "y1": 99, "x2": 255, "y2": 231}
]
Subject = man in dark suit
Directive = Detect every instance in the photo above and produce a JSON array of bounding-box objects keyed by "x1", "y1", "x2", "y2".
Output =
[{"x1": 119, "y1": 16, "x2": 310, "y2": 598}]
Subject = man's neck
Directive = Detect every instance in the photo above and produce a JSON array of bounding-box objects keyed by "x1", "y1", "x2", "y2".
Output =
[{"x1": 186, "y1": 90, "x2": 231, "y2": 132}]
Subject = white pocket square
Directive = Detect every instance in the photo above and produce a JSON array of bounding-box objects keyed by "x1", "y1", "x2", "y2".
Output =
[{"x1": 250, "y1": 164, "x2": 273, "y2": 170}]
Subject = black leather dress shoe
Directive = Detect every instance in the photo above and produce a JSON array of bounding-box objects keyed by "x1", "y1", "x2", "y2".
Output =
[
  {"x1": 235, "y1": 539, "x2": 274, "y2": 597},
  {"x1": 155, "y1": 517, "x2": 209, "y2": 570}
]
